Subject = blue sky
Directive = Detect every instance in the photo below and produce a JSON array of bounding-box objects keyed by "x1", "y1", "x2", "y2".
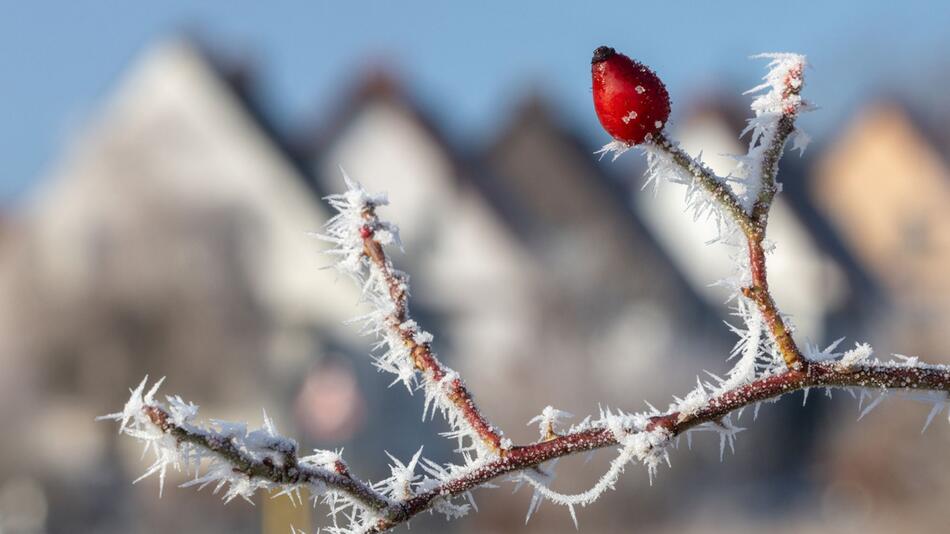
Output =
[{"x1": 2, "y1": 1, "x2": 949, "y2": 201}]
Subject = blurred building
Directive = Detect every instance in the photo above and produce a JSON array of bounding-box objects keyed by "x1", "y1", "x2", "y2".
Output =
[
  {"x1": 0, "y1": 37, "x2": 408, "y2": 533},
  {"x1": 814, "y1": 101, "x2": 950, "y2": 359},
  {"x1": 305, "y1": 77, "x2": 736, "y2": 409},
  {"x1": 804, "y1": 101, "x2": 950, "y2": 534},
  {"x1": 0, "y1": 34, "x2": 947, "y2": 534}
]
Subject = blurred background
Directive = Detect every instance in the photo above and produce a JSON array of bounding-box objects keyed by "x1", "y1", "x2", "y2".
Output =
[{"x1": 1, "y1": 1, "x2": 949, "y2": 533}]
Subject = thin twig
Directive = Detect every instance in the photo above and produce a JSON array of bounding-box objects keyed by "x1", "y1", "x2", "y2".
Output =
[
  {"x1": 650, "y1": 133, "x2": 756, "y2": 236},
  {"x1": 360, "y1": 203, "x2": 507, "y2": 455},
  {"x1": 651, "y1": 133, "x2": 804, "y2": 369},
  {"x1": 143, "y1": 406, "x2": 397, "y2": 516},
  {"x1": 650, "y1": 58, "x2": 805, "y2": 370},
  {"x1": 366, "y1": 360, "x2": 950, "y2": 530},
  {"x1": 131, "y1": 357, "x2": 950, "y2": 533}
]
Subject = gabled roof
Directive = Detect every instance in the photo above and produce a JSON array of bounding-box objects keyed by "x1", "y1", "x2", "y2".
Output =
[
  {"x1": 28, "y1": 34, "x2": 367, "y2": 329},
  {"x1": 811, "y1": 98, "x2": 950, "y2": 306},
  {"x1": 179, "y1": 34, "x2": 321, "y2": 196},
  {"x1": 298, "y1": 67, "x2": 531, "y2": 241},
  {"x1": 826, "y1": 94, "x2": 950, "y2": 173},
  {"x1": 299, "y1": 68, "x2": 470, "y2": 183},
  {"x1": 482, "y1": 92, "x2": 721, "y2": 322},
  {"x1": 299, "y1": 71, "x2": 724, "y2": 329}
]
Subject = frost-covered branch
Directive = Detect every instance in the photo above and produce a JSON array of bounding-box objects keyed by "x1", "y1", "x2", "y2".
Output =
[
  {"x1": 321, "y1": 173, "x2": 509, "y2": 458},
  {"x1": 381, "y1": 354, "x2": 950, "y2": 532},
  {"x1": 738, "y1": 53, "x2": 809, "y2": 369},
  {"x1": 101, "y1": 51, "x2": 950, "y2": 533},
  {"x1": 647, "y1": 133, "x2": 757, "y2": 236},
  {"x1": 607, "y1": 53, "x2": 809, "y2": 369},
  {"x1": 98, "y1": 377, "x2": 403, "y2": 533},
  {"x1": 102, "y1": 352, "x2": 950, "y2": 533},
  {"x1": 744, "y1": 53, "x2": 808, "y2": 227}
]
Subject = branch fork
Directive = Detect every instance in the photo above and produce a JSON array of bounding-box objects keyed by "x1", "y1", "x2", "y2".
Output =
[{"x1": 100, "y1": 53, "x2": 950, "y2": 533}]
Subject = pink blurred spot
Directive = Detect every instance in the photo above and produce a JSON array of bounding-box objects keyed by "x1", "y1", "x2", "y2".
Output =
[{"x1": 295, "y1": 363, "x2": 365, "y2": 442}]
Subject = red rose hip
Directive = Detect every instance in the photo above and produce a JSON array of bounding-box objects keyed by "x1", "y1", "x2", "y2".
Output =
[{"x1": 591, "y1": 46, "x2": 671, "y2": 145}]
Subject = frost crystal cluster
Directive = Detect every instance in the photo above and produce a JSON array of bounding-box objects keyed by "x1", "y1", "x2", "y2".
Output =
[{"x1": 102, "y1": 53, "x2": 950, "y2": 533}]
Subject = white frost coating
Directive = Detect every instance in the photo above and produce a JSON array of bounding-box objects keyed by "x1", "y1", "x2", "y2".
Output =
[
  {"x1": 669, "y1": 252, "x2": 782, "y2": 422},
  {"x1": 299, "y1": 448, "x2": 345, "y2": 471},
  {"x1": 733, "y1": 53, "x2": 808, "y2": 211},
  {"x1": 594, "y1": 140, "x2": 633, "y2": 161},
  {"x1": 721, "y1": 302, "x2": 764, "y2": 389},
  {"x1": 791, "y1": 128, "x2": 811, "y2": 155},
  {"x1": 745, "y1": 53, "x2": 807, "y2": 115},
  {"x1": 321, "y1": 170, "x2": 397, "y2": 275},
  {"x1": 528, "y1": 406, "x2": 574, "y2": 440},
  {"x1": 416, "y1": 457, "x2": 479, "y2": 519},
  {"x1": 380, "y1": 448, "x2": 424, "y2": 501},
  {"x1": 685, "y1": 416, "x2": 745, "y2": 461},
  {"x1": 98, "y1": 378, "x2": 389, "y2": 533},
  {"x1": 824, "y1": 348, "x2": 950, "y2": 429},
  {"x1": 718, "y1": 295, "x2": 787, "y2": 388},
  {"x1": 518, "y1": 408, "x2": 670, "y2": 526},
  {"x1": 674, "y1": 377, "x2": 710, "y2": 423},
  {"x1": 805, "y1": 337, "x2": 846, "y2": 362},
  {"x1": 829, "y1": 349, "x2": 950, "y2": 428},
  {"x1": 597, "y1": 54, "x2": 809, "y2": 226},
  {"x1": 321, "y1": 171, "x2": 504, "y2": 462},
  {"x1": 521, "y1": 425, "x2": 670, "y2": 525},
  {"x1": 642, "y1": 141, "x2": 736, "y2": 245},
  {"x1": 593, "y1": 55, "x2": 813, "y2": 435},
  {"x1": 838, "y1": 342, "x2": 874, "y2": 368},
  {"x1": 100, "y1": 376, "x2": 178, "y2": 497}
]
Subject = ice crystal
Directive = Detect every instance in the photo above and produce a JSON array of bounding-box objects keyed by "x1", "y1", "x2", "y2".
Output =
[
  {"x1": 593, "y1": 140, "x2": 633, "y2": 161},
  {"x1": 528, "y1": 406, "x2": 574, "y2": 440},
  {"x1": 380, "y1": 448, "x2": 423, "y2": 500},
  {"x1": 838, "y1": 342, "x2": 874, "y2": 368}
]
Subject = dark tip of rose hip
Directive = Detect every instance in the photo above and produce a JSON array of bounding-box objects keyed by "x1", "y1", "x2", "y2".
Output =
[{"x1": 591, "y1": 46, "x2": 616, "y2": 64}]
